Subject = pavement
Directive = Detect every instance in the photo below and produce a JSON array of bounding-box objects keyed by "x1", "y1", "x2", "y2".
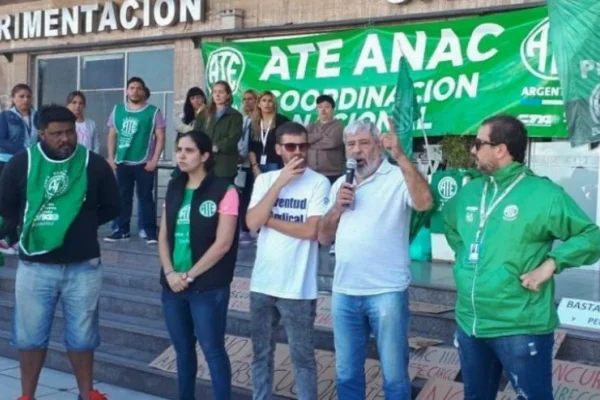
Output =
[{"x1": 0, "y1": 356, "x2": 167, "y2": 400}]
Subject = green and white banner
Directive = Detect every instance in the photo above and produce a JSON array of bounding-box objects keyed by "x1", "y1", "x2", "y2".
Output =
[{"x1": 202, "y1": 6, "x2": 566, "y2": 138}]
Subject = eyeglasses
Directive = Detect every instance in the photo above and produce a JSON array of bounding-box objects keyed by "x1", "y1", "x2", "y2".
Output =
[
  {"x1": 281, "y1": 143, "x2": 310, "y2": 152},
  {"x1": 471, "y1": 138, "x2": 499, "y2": 151}
]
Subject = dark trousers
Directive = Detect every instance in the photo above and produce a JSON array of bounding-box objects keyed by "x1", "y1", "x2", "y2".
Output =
[
  {"x1": 162, "y1": 286, "x2": 232, "y2": 400},
  {"x1": 239, "y1": 168, "x2": 254, "y2": 233},
  {"x1": 0, "y1": 161, "x2": 18, "y2": 245},
  {"x1": 116, "y1": 164, "x2": 156, "y2": 238},
  {"x1": 456, "y1": 327, "x2": 554, "y2": 399}
]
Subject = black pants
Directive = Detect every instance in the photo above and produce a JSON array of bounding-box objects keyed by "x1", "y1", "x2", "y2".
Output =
[
  {"x1": 0, "y1": 161, "x2": 18, "y2": 245},
  {"x1": 238, "y1": 168, "x2": 254, "y2": 233},
  {"x1": 116, "y1": 164, "x2": 157, "y2": 239}
]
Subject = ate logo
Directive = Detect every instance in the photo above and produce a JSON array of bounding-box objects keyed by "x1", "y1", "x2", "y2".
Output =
[
  {"x1": 520, "y1": 18, "x2": 558, "y2": 81},
  {"x1": 205, "y1": 47, "x2": 246, "y2": 94},
  {"x1": 199, "y1": 200, "x2": 217, "y2": 218},
  {"x1": 177, "y1": 205, "x2": 191, "y2": 224},
  {"x1": 438, "y1": 177, "x2": 458, "y2": 200},
  {"x1": 44, "y1": 172, "x2": 69, "y2": 199},
  {"x1": 121, "y1": 117, "x2": 139, "y2": 138},
  {"x1": 590, "y1": 83, "x2": 600, "y2": 124}
]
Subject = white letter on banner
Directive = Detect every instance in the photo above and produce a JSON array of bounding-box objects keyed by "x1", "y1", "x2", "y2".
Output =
[
  {"x1": 391, "y1": 31, "x2": 427, "y2": 72},
  {"x1": 467, "y1": 23, "x2": 504, "y2": 62},
  {"x1": 98, "y1": 1, "x2": 118, "y2": 32},
  {"x1": 0, "y1": 15, "x2": 12, "y2": 41},
  {"x1": 23, "y1": 11, "x2": 42, "y2": 39},
  {"x1": 288, "y1": 43, "x2": 317, "y2": 80},
  {"x1": 44, "y1": 9, "x2": 60, "y2": 37},
  {"x1": 61, "y1": 7, "x2": 80, "y2": 36},
  {"x1": 316, "y1": 39, "x2": 343, "y2": 78},
  {"x1": 259, "y1": 47, "x2": 291, "y2": 81},
  {"x1": 354, "y1": 34, "x2": 387, "y2": 75},
  {"x1": 427, "y1": 28, "x2": 463, "y2": 69},
  {"x1": 120, "y1": 0, "x2": 141, "y2": 30}
]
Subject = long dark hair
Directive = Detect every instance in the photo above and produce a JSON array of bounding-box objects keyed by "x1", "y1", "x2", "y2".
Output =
[
  {"x1": 10, "y1": 83, "x2": 32, "y2": 108},
  {"x1": 183, "y1": 87, "x2": 206, "y2": 125},
  {"x1": 176, "y1": 130, "x2": 215, "y2": 172},
  {"x1": 206, "y1": 81, "x2": 233, "y2": 120},
  {"x1": 66, "y1": 90, "x2": 86, "y2": 106}
]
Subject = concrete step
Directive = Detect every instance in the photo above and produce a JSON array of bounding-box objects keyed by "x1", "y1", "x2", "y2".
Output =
[{"x1": 0, "y1": 323, "x2": 261, "y2": 400}]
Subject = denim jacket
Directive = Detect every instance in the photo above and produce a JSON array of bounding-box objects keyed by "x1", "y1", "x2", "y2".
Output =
[{"x1": 0, "y1": 107, "x2": 39, "y2": 162}]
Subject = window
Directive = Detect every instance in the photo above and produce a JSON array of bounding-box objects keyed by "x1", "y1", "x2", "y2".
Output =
[{"x1": 36, "y1": 48, "x2": 174, "y2": 159}]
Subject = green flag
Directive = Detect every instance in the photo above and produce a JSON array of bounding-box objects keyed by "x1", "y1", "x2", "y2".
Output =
[
  {"x1": 547, "y1": 0, "x2": 600, "y2": 146},
  {"x1": 391, "y1": 58, "x2": 421, "y2": 159}
]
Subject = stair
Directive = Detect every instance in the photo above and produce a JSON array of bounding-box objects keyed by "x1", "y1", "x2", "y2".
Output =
[{"x1": 0, "y1": 239, "x2": 599, "y2": 399}]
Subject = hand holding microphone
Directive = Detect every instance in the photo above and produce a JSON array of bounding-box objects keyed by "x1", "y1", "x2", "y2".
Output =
[{"x1": 335, "y1": 159, "x2": 356, "y2": 212}]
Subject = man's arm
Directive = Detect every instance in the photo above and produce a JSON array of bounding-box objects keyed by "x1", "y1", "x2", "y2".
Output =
[
  {"x1": 382, "y1": 118, "x2": 432, "y2": 212},
  {"x1": 146, "y1": 110, "x2": 166, "y2": 172},
  {"x1": 95, "y1": 155, "x2": 120, "y2": 225},
  {"x1": 442, "y1": 196, "x2": 463, "y2": 255},
  {"x1": 0, "y1": 155, "x2": 24, "y2": 239},
  {"x1": 318, "y1": 182, "x2": 353, "y2": 245},
  {"x1": 107, "y1": 127, "x2": 117, "y2": 170}
]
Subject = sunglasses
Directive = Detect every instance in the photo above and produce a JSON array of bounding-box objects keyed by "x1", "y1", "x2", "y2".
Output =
[
  {"x1": 280, "y1": 143, "x2": 310, "y2": 152},
  {"x1": 472, "y1": 138, "x2": 500, "y2": 151}
]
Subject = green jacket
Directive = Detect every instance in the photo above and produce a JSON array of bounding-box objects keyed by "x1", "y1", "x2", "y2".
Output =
[
  {"x1": 194, "y1": 107, "x2": 243, "y2": 179},
  {"x1": 443, "y1": 162, "x2": 600, "y2": 338}
]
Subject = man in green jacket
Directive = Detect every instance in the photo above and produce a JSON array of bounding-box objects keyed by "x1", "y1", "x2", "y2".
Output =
[{"x1": 443, "y1": 115, "x2": 600, "y2": 399}]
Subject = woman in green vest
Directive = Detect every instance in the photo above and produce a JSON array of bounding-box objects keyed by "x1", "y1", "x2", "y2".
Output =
[{"x1": 194, "y1": 81, "x2": 243, "y2": 182}]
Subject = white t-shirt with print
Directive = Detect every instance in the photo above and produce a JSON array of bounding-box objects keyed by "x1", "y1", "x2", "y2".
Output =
[{"x1": 249, "y1": 168, "x2": 331, "y2": 300}]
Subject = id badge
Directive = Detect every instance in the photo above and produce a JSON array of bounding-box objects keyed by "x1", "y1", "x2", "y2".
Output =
[
  {"x1": 467, "y1": 243, "x2": 480, "y2": 264},
  {"x1": 260, "y1": 154, "x2": 267, "y2": 165}
]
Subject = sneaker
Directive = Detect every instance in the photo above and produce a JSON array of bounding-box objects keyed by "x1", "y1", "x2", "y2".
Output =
[
  {"x1": 146, "y1": 238, "x2": 158, "y2": 245},
  {"x1": 17, "y1": 396, "x2": 33, "y2": 400},
  {"x1": 86, "y1": 390, "x2": 108, "y2": 400},
  {"x1": 139, "y1": 229, "x2": 147, "y2": 239},
  {"x1": 104, "y1": 232, "x2": 130, "y2": 242},
  {"x1": 239, "y1": 232, "x2": 253, "y2": 246},
  {"x1": 0, "y1": 239, "x2": 17, "y2": 255}
]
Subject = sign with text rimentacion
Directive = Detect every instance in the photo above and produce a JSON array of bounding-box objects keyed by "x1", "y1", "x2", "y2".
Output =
[
  {"x1": 557, "y1": 297, "x2": 600, "y2": 332},
  {"x1": 202, "y1": 6, "x2": 566, "y2": 138},
  {"x1": 0, "y1": 0, "x2": 204, "y2": 42}
]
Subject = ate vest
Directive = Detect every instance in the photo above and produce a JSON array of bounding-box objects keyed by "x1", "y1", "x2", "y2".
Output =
[
  {"x1": 160, "y1": 173, "x2": 239, "y2": 292},
  {"x1": 113, "y1": 104, "x2": 157, "y2": 164}
]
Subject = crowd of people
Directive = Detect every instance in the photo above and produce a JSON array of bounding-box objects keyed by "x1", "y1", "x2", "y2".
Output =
[{"x1": 0, "y1": 76, "x2": 599, "y2": 400}]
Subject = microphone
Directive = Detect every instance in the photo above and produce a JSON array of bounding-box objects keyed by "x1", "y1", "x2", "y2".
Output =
[{"x1": 345, "y1": 158, "x2": 357, "y2": 184}]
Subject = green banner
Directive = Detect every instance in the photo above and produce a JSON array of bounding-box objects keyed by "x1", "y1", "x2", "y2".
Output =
[
  {"x1": 202, "y1": 6, "x2": 566, "y2": 138},
  {"x1": 548, "y1": 0, "x2": 600, "y2": 146}
]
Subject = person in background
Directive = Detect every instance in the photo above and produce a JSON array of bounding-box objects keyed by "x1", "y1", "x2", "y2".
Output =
[
  {"x1": 105, "y1": 77, "x2": 166, "y2": 245},
  {"x1": 246, "y1": 122, "x2": 330, "y2": 400},
  {"x1": 66, "y1": 91, "x2": 100, "y2": 154},
  {"x1": 248, "y1": 91, "x2": 289, "y2": 177},
  {"x1": 194, "y1": 81, "x2": 243, "y2": 182},
  {"x1": 238, "y1": 89, "x2": 258, "y2": 246},
  {"x1": 177, "y1": 87, "x2": 207, "y2": 135},
  {"x1": 159, "y1": 130, "x2": 239, "y2": 400},
  {"x1": 0, "y1": 83, "x2": 39, "y2": 255},
  {"x1": 318, "y1": 119, "x2": 433, "y2": 399},
  {"x1": 307, "y1": 95, "x2": 345, "y2": 185},
  {"x1": 443, "y1": 115, "x2": 600, "y2": 399},
  {"x1": 0, "y1": 105, "x2": 119, "y2": 400}
]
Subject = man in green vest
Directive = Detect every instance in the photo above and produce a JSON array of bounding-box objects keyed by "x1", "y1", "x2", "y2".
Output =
[
  {"x1": 443, "y1": 115, "x2": 600, "y2": 398},
  {"x1": 0, "y1": 105, "x2": 119, "y2": 400},
  {"x1": 105, "y1": 77, "x2": 166, "y2": 244}
]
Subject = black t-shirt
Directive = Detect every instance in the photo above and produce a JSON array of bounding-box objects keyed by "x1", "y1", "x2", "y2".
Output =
[
  {"x1": 0, "y1": 147, "x2": 120, "y2": 264},
  {"x1": 248, "y1": 114, "x2": 289, "y2": 167}
]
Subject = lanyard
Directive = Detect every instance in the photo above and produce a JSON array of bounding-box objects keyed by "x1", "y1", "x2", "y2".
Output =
[
  {"x1": 260, "y1": 119, "x2": 272, "y2": 150},
  {"x1": 476, "y1": 172, "x2": 526, "y2": 241}
]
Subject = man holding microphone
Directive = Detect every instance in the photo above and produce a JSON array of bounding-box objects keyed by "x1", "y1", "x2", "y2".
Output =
[{"x1": 319, "y1": 118, "x2": 432, "y2": 399}]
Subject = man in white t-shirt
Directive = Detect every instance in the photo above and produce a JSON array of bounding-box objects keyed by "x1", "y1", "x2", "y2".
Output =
[
  {"x1": 318, "y1": 119, "x2": 433, "y2": 400},
  {"x1": 246, "y1": 121, "x2": 330, "y2": 400}
]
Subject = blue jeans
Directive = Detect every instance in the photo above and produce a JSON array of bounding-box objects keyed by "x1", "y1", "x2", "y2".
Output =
[
  {"x1": 250, "y1": 292, "x2": 317, "y2": 400},
  {"x1": 12, "y1": 259, "x2": 102, "y2": 351},
  {"x1": 259, "y1": 163, "x2": 279, "y2": 173},
  {"x1": 161, "y1": 286, "x2": 232, "y2": 400},
  {"x1": 116, "y1": 164, "x2": 156, "y2": 238},
  {"x1": 456, "y1": 327, "x2": 554, "y2": 400},
  {"x1": 332, "y1": 291, "x2": 411, "y2": 400}
]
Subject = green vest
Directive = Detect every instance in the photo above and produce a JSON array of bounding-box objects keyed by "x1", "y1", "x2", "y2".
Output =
[
  {"x1": 20, "y1": 144, "x2": 89, "y2": 255},
  {"x1": 114, "y1": 103, "x2": 158, "y2": 164},
  {"x1": 172, "y1": 189, "x2": 194, "y2": 272}
]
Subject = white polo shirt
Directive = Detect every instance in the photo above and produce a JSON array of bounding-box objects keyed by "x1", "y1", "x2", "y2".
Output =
[{"x1": 329, "y1": 159, "x2": 413, "y2": 295}]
